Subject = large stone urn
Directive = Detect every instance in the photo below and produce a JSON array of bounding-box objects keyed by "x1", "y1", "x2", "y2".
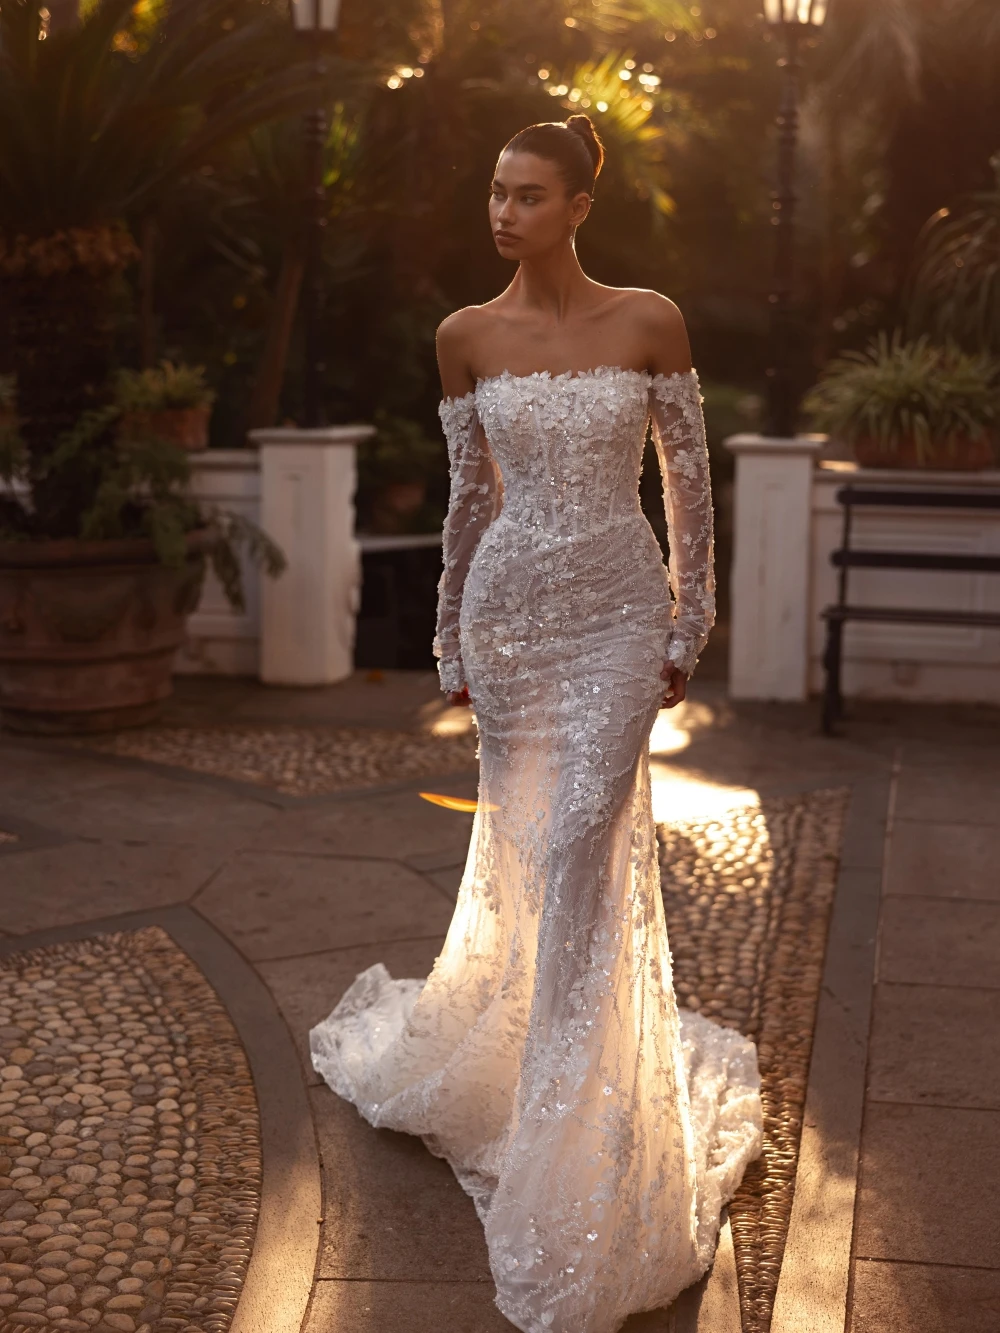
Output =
[{"x1": 0, "y1": 533, "x2": 206, "y2": 734}]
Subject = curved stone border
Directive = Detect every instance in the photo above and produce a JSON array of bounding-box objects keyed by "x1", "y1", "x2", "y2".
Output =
[
  {"x1": 0, "y1": 910, "x2": 321, "y2": 1333},
  {"x1": 658, "y1": 787, "x2": 851, "y2": 1333}
]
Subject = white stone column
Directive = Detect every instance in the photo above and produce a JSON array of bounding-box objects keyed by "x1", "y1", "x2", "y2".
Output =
[
  {"x1": 249, "y1": 425, "x2": 375, "y2": 686},
  {"x1": 724, "y1": 432, "x2": 826, "y2": 701}
]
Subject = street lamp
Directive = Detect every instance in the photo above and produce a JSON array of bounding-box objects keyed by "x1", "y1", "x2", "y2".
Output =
[
  {"x1": 292, "y1": 0, "x2": 343, "y2": 428},
  {"x1": 761, "y1": 0, "x2": 830, "y2": 438}
]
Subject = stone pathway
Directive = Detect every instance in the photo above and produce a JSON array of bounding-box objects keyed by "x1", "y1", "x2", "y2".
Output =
[
  {"x1": 0, "y1": 672, "x2": 996, "y2": 1333},
  {"x1": 0, "y1": 928, "x2": 259, "y2": 1333}
]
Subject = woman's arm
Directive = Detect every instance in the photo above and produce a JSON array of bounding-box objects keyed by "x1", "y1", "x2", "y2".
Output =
[
  {"x1": 433, "y1": 312, "x2": 501, "y2": 703},
  {"x1": 640, "y1": 295, "x2": 715, "y2": 705}
]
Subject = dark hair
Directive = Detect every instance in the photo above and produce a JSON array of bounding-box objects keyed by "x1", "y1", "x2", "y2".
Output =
[{"x1": 503, "y1": 115, "x2": 605, "y2": 197}]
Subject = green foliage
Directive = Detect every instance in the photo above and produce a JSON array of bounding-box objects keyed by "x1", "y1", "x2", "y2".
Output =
[
  {"x1": 114, "y1": 361, "x2": 216, "y2": 412},
  {"x1": 0, "y1": 394, "x2": 283, "y2": 605},
  {"x1": 357, "y1": 412, "x2": 445, "y2": 489},
  {"x1": 0, "y1": 0, "x2": 331, "y2": 238},
  {"x1": 804, "y1": 332, "x2": 1000, "y2": 462},
  {"x1": 908, "y1": 153, "x2": 1000, "y2": 357}
]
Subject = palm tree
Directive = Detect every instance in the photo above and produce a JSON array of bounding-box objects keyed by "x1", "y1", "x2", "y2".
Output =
[
  {"x1": 908, "y1": 153, "x2": 1000, "y2": 355},
  {"x1": 808, "y1": 0, "x2": 1000, "y2": 346},
  {"x1": 0, "y1": 0, "x2": 324, "y2": 535}
]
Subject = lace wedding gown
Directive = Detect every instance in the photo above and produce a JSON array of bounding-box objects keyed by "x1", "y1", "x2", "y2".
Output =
[{"x1": 310, "y1": 366, "x2": 763, "y2": 1333}]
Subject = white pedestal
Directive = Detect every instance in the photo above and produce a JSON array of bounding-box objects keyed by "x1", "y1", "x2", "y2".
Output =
[
  {"x1": 249, "y1": 425, "x2": 375, "y2": 686},
  {"x1": 725, "y1": 432, "x2": 826, "y2": 701}
]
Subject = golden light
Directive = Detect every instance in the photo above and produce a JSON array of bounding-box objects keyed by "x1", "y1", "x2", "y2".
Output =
[
  {"x1": 596, "y1": 100, "x2": 609, "y2": 112},
  {"x1": 419, "y1": 792, "x2": 499, "y2": 813}
]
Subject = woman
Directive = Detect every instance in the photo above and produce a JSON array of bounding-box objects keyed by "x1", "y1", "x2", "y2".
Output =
[{"x1": 311, "y1": 115, "x2": 763, "y2": 1333}]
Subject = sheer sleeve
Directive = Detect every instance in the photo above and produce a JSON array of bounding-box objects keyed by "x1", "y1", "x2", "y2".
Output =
[
  {"x1": 649, "y1": 370, "x2": 716, "y2": 678},
  {"x1": 434, "y1": 393, "x2": 503, "y2": 694}
]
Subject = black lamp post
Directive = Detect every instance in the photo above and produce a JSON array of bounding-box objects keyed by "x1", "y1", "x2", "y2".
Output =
[
  {"x1": 762, "y1": 0, "x2": 829, "y2": 438},
  {"x1": 292, "y1": 0, "x2": 342, "y2": 428}
]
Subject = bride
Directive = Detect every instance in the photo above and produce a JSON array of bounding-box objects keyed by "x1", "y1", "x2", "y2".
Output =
[{"x1": 311, "y1": 114, "x2": 763, "y2": 1333}]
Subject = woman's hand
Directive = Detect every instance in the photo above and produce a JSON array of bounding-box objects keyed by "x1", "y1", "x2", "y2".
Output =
[
  {"x1": 448, "y1": 686, "x2": 471, "y2": 707},
  {"x1": 659, "y1": 663, "x2": 688, "y2": 709}
]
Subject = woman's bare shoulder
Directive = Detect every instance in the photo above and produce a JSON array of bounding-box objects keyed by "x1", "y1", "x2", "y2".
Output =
[
  {"x1": 436, "y1": 301, "x2": 504, "y2": 346},
  {"x1": 437, "y1": 305, "x2": 496, "y2": 398},
  {"x1": 618, "y1": 288, "x2": 692, "y2": 375}
]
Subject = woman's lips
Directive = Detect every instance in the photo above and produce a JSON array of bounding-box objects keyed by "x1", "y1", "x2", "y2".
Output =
[{"x1": 495, "y1": 231, "x2": 520, "y2": 244}]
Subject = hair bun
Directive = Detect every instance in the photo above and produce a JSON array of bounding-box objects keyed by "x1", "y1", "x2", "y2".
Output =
[{"x1": 565, "y1": 114, "x2": 605, "y2": 179}]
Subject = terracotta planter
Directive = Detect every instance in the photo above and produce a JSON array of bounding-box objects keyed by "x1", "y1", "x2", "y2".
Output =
[
  {"x1": 0, "y1": 533, "x2": 207, "y2": 734},
  {"x1": 119, "y1": 405, "x2": 211, "y2": 451},
  {"x1": 852, "y1": 434, "x2": 997, "y2": 471}
]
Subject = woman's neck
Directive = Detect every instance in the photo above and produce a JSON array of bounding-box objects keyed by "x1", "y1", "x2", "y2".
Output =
[{"x1": 507, "y1": 242, "x2": 596, "y2": 321}]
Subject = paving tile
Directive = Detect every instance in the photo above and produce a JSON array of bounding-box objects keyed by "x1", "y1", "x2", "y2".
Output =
[
  {"x1": 306, "y1": 1279, "x2": 509, "y2": 1333},
  {"x1": 893, "y1": 767, "x2": 1000, "y2": 828},
  {"x1": 0, "y1": 838, "x2": 226, "y2": 931},
  {"x1": 869, "y1": 982, "x2": 1000, "y2": 1108},
  {"x1": 424, "y1": 864, "x2": 464, "y2": 902},
  {"x1": 888, "y1": 820, "x2": 1000, "y2": 902},
  {"x1": 258, "y1": 936, "x2": 443, "y2": 1084},
  {"x1": 849, "y1": 1259, "x2": 1000, "y2": 1333},
  {"x1": 246, "y1": 786, "x2": 477, "y2": 864},
  {"x1": 854, "y1": 1103, "x2": 1000, "y2": 1267},
  {"x1": 878, "y1": 897, "x2": 1000, "y2": 989},
  {"x1": 197, "y1": 850, "x2": 454, "y2": 960},
  {"x1": 310, "y1": 1086, "x2": 493, "y2": 1283},
  {"x1": 0, "y1": 740, "x2": 285, "y2": 849}
]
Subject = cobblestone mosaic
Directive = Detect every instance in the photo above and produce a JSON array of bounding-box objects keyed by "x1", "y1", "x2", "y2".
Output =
[
  {"x1": 0, "y1": 928, "x2": 260, "y2": 1333},
  {"x1": 659, "y1": 787, "x2": 849, "y2": 1333},
  {"x1": 76, "y1": 727, "x2": 478, "y2": 798}
]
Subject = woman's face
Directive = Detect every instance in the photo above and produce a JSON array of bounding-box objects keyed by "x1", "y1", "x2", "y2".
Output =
[{"x1": 489, "y1": 150, "x2": 592, "y2": 261}]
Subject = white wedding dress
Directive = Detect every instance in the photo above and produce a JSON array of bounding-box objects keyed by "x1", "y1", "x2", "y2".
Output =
[{"x1": 310, "y1": 366, "x2": 763, "y2": 1333}]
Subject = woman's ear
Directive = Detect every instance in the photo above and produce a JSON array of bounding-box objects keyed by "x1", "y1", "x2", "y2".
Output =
[{"x1": 569, "y1": 191, "x2": 593, "y2": 229}]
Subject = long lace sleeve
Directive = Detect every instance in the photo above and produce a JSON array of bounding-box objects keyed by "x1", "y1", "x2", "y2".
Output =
[
  {"x1": 649, "y1": 370, "x2": 716, "y2": 678},
  {"x1": 434, "y1": 393, "x2": 502, "y2": 694}
]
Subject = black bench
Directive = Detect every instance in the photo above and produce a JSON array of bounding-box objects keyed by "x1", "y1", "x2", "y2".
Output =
[{"x1": 821, "y1": 484, "x2": 1000, "y2": 734}]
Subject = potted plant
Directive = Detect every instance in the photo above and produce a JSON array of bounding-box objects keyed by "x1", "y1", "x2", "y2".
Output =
[
  {"x1": 116, "y1": 361, "x2": 216, "y2": 451},
  {"x1": 804, "y1": 332, "x2": 1000, "y2": 470},
  {"x1": 0, "y1": 399, "x2": 284, "y2": 733},
  {"x1": 0, "y1": 1, "x2": 322, "y2": 732},
  {"x1": 357, "y1": 412, "x2": 447, "y2": 534}
]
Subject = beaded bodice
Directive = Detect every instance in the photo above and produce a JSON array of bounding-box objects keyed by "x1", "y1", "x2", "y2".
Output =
[
  {"x1": 434, "y1": 365, "x2": 716, "y2": 690},
  {"x1": 474, "y1": 367, "x2": 652, "y2": 538}
]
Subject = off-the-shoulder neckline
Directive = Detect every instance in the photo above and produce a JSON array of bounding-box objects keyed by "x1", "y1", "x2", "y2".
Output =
[{"x1": 441, "y1": 364, "x2": 695, "y2": 407}]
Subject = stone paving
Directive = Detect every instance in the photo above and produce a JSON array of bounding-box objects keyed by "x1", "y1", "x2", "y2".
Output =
[
  {"x1": 0, "y1": 928, "x2": 260, "y2": 1333},
  {"x1": 0, "y1": 671, "x2": 997, "y2": 1333}
]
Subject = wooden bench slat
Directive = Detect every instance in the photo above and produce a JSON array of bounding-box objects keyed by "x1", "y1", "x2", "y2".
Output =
[
  {"x1": 836, "y1": 487, "x2": 1000, "y2": 510},
  {"x1": 832, "y1": 550, "x2": 1000, "y2": 573},
  {"x1": 822, "y1": 605, "x2": 1000, "y2": 628}
]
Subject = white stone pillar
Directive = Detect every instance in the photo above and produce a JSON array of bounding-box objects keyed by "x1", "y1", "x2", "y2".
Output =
[
  {"x1": 249, "y1": 425, "x2": 375, "y2": 686},
  {"x1": 724, "y1": 432, "x2": 826, "y2": 701}
]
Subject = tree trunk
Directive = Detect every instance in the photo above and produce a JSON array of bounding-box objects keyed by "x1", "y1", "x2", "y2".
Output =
[
  {"x1": 247, "y1": 242, "x2": 305, "y2": 432},
  {"x1": 139, "y1": 216, "x2": 158, "y2": 370}
]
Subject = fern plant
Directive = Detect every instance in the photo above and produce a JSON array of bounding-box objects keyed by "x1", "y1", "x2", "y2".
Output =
[
  {"x1": 0, "y1": 403, "x2": 283, "y2": 610},
  {"x1": 114, "y1": 361, "x2": 216, "y2": 413},
  {"x1": 804, "y1": 332, "x2": 1000, "y2": 464}
]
